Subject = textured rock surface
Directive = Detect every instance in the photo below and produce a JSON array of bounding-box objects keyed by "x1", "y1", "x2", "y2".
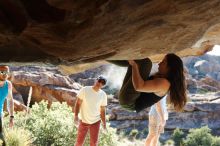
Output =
[
  {"x1": 1, "y1": 0, "x2": 220, "y2": 69},
  {"x1": 108, "y1": 93, "x2": 220, "y2": 140},
  {"x1": 10, "y1": 66, "x2": 81, "y2": 106},
  {"x1": 183, "y1": 54, "x2": 220, "y2": 79},
  {"x1": 183, "y1": 54, "x2": 220, "y2": 93}
]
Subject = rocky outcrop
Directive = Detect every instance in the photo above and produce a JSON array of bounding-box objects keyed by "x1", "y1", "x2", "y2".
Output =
[
  {"x1": 1, "y1": 0, "x2": 220, "y2": 71},
  {"x1": 187, "y1": 76, "x2": 220, "y2": 93},
  {"x1": 184, "y1": 54, "x2": 220, "y2": 80},
  {"x1": 186, "y1": 77, "x2": 198, "y2": 94},
  {"x1": 9, "y1": 64, "x2": 121, "y2": 110},
  {"x1": 108, "y1": 93, "x2": 220, "y2": 140},
  {"x1": 10, "y1": 66, "x2": 81, "y2": 107},
  {"x1": 184, "y1": 54, "x2": 220, "y2": 93}
]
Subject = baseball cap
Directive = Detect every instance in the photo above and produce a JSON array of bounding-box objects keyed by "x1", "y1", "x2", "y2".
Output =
[{"x1": 97, "y1": 76, "x2": 107, "y2": 85}]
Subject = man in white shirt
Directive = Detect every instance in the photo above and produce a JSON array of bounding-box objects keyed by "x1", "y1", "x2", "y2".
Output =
[{"x1": 74, "y1": 76, "x2": 107, "y2": 146}]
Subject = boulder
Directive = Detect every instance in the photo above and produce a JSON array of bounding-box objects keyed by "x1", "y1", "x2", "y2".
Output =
[
  {"x1": 1, "y1": 0, "x2": 220, "y2": 71},
  {"x1": 194, "y1": 60, "x2": 211, "y2": 75},
  {"x1": 11, "y1": 66, "x2": 80, "y2": 106}
]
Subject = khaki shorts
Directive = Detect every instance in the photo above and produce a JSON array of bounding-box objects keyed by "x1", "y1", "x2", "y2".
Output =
[{"x1": 148, "y1": 115, "x2": 165, "y2": 135}]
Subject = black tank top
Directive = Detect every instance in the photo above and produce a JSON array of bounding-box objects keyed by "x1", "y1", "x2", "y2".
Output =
[
  {"x1": 135, "y1": 92, "x2": 164, "y2": 113},
  {"x1": 134, "y1": 76, "x2": 165, "y2": 113}
]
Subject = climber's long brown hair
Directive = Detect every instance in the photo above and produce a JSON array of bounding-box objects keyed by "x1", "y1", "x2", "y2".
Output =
[{"x1": 166, "y1": 53, "x2": 187, "y2": 111}]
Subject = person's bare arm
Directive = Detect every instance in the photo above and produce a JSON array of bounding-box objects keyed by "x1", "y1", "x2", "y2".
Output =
[
  {"x1": 74, "y1": 98, "x2": 82, "y2": 124},
  {"x1": 128, "y1": 60, "x2": 170, "y2": 93},
  {"x1": 7, "y1": 81, "x2": 14, "y2": 117},
  {"x1": 7, "y1": 81, "x2": 14, "y2": 127},
  {"x1": 100, "y1": 106, "x2": 106, "y2": 129}
]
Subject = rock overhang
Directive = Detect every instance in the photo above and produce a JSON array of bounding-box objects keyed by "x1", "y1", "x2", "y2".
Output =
[{"x1": 1, "y1": 0, "x2": 220, "y2": 73}]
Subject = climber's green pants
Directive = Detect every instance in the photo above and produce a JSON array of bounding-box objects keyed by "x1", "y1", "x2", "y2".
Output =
[{"x1": 108, "y1": 58, "x2": 152, "y2": 111}]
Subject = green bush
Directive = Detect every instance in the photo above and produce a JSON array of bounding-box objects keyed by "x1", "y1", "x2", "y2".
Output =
[
  {"x1": 4, "y1": 101, "x2": 118, "y2": 146},
  {"x1": 99, "y1": 125, "x2": 118, "y2": 146},
  {"x1": 129, "y1": 129, "x2": 138, "y2": 140},
  {"x1": 4, "y1": 128, "x2": 33, "y2": 146},
  {"x1": 197, "y1": 88, "x2": 209, "y2": 94},
  {"x1": 15, "y1": 102, "x2": 76, "y2": 146},
  {"x1": 212, "y1": 136, "x2": 220, "y2": 146},
  {"x1": 165, "y1": 139, "x2": 175, "y2": 146},
  {"x1": 171, "y1": 128, "x2": 185, "y2": 146},
  {"x1": 0, "y1": 139, "x2": 3, "y2": 146},
  {"x1": 184, "y1": 126, "x2": 213, "y2": 146}
]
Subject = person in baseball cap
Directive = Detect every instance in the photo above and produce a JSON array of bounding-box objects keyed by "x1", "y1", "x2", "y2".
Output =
[{"x1": 96, "y1": 76, "x2": 107, "y2": 86}]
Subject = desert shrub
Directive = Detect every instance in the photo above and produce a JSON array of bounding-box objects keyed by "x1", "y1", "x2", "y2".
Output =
[
  {"x1": 4, "y1": 128, "x2": 33, "y2": 146},
  {"x1": 165, "y1": 139, "x2": 175, "y2": 146},
  {"x1": 212, "y1": 136, "x2": 220, "y2": 146},
  {"x1": 183, "y1": 126, "x2": 213, "y2": 146},
  {"x1": 0, "y1": 139, "x2": 3, "y2": 146},
  {"x1": 171, "y1": 128, "x2": 185, "y2": 146},
  {"x1": 129, "y1": 129, "x2": 138, "y2": 140},
  {"x1": 4, "y1": 101, "x2": 118, "y2": 146},
  {"x1": 99, "y1": 125, "x2": 118, "y2": 146}
]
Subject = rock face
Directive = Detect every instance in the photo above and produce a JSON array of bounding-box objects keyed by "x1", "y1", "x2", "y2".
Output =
[
  {"x1": 184, "y1": 54, "x2": 220, "y2": 93},
  {"x1": 10, "y1": 66, "x2": 81, "y2": 107},
  {"x1": 108, "y1": 93, "x2": 220, "y2": 140},
  {"x1": 1, "y1": 0, "x2": 220, "y2": 68}
]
